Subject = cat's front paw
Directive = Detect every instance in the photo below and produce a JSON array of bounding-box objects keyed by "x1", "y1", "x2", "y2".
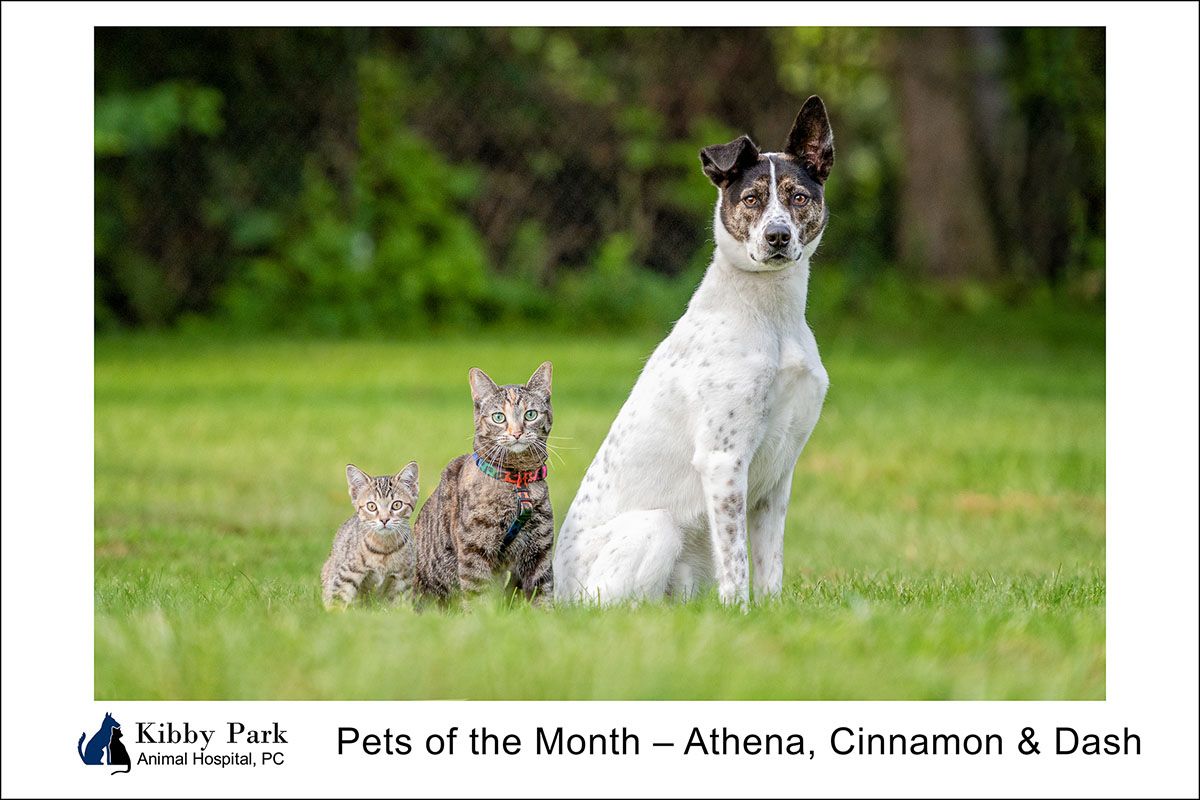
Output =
[{"x1": 323, "y1": 593, "x2": 356, "y2": 611}]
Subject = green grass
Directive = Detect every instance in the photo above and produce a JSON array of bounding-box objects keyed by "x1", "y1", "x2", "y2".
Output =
[{"x1": 94, "y1": 308, "x2": 1105, "y2": 699}]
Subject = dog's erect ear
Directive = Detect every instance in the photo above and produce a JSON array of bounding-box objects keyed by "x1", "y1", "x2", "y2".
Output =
[
  {"x1": 784, "y1": 95, "x2": 835, "y2": 184},
  {"x1": 700, "y1": 135, "x2": 760, "y2": 188},
  {"x1": 468, "y1": 367, "x2": 499, "y2": 407}
]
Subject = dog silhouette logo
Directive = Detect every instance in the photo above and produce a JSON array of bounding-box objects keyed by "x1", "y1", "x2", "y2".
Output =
[{"x1": 77, "y1": 712, "x2": 132, "y2": 774}]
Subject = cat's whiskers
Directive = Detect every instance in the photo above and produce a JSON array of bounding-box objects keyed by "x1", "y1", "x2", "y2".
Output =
[
  {"x1": 547, "y1": 445, "x2": 568, "y2": 468},
  {"x1": 545, "y1": 444, "x2": 569, "y2": 468},
  {"x1": 530, "y1": 439, "x2": 566, "y2": 469},
  {"x1": 543, "y1": 441, "x2": 574, "y2": 462},
  {"x1": 482, "y1": 442, "x2": 504, "y2": 467}
]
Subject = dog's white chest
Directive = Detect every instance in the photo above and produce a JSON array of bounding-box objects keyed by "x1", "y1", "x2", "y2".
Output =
[{"x1": 749, "y1": 334, "x2": 828, "y2": 498}]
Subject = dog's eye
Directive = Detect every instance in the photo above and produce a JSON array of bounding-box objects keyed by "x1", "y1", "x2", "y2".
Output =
[
  {"x1": 742, "y1": 195, "x2": 759, "y2": 207},
  {"x1": 366, "y1": 502, "x2": 377, "y2": 512},
  {"x1": 792, "y1": 192, "x2": 809, "y2": 206},
  {"x1": 391, "y1": 501, "x2": 404, "y2": 511},
  {"x1": 490, "y1": 412, "x2": 506, "y2": 424}
]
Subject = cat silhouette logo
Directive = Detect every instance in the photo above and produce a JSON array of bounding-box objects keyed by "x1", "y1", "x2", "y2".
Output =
[{"x1": 77, "y1": 712, "x2": 132, "y2": 774}]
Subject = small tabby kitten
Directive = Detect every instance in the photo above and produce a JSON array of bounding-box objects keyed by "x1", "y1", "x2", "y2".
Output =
[
  {"x1": 321, "y1": 462, "x2": 419, "y2": 608},
  {"x1": 414, "y1": 362, "x2": 554, "y2": 604}
]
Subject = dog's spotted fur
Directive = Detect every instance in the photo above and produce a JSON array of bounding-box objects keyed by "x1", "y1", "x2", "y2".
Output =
[{"x1": 555, "y1": 96, "x2": 835, "y2": 607}]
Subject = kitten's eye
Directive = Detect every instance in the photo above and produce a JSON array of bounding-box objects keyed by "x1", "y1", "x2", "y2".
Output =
[
  {"x1": 742, "y1": 195, "x2": 759, "y2": 207},
  {"x1": 524, "y1": 409, "x2": 539, "y2": 421},
  {"x1": 490, "y1": 412, "x2": 506, "y2": 424},
  {"x1": 391, "y1": 500, "x2": 404, "y2": 511},
  {"x1": 792, "y1": 192, "x2": 809, "y2": 206},
  {"x1": 365, "y1": 502, "x2": 377, "y2": 512}
]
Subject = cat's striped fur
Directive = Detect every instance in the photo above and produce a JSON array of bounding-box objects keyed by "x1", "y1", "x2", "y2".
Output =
[
  {"x1": 321, "y1": 462, "x2": 419, "y2": 608},
  {"x1": 413, "y1": 362, "x2": 555, "y2": 605}
]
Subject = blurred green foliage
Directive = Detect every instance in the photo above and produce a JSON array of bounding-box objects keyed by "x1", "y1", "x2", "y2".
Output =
[
  {"x1": 94, "y1": 28, "x2": 1105, "y2": 333},
  {"x1": 220, "y1": 57, "x2": 491, "y2": 332},
  {"x1": 94, "y1": 82, "x2": 224, "y2": 156}
]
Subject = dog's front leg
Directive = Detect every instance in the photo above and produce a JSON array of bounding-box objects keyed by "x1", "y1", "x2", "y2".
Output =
[
  {"x1": 749, "y1": 472, "x2": 793, "y2": 600},
  {"x1": 695, "y1": 447, "x2": 751, "y2": 608}
]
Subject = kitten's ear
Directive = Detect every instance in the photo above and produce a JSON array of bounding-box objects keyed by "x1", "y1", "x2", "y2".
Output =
[
  {"x1": 784, "y1": 95, "x2": 835, "y2": 184},
  {"x1": 468, "y1": 367, "x2": 499, "y2": 407},
  {"x1": 393, "y1": 461, "x2": 419, "y2": 498},
  {"x1": 526, "y1": 360, "x2": 553, "y2": 397},
  {"x1": 346, "y1": 464, "x2": 371, "y2": 498}
]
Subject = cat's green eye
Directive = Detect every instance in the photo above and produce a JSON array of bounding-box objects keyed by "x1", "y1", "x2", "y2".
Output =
[
  {"x1": 391, "y1": 501, "x2": 404, "y2": 511},
  {"x1": 490, "y1": 412, "x2": 506, "y2": 424},
  {"x1": 365, "y1": 502, "x2": 377, "y2": 512},
  {"x1": 524, "y1": 409, "x2": 539, "y2": 421}
]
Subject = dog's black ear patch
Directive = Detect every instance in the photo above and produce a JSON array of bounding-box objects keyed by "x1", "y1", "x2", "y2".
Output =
[
  {"x1": 785, "y1": 95, "x2": 835, "y2": 184},
  {"x1": 700, "y1": 135, "x2": 760, "y2": 188}
]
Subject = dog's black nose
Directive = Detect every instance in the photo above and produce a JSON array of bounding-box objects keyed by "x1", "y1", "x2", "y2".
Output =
[{"x1": 764, "y1": 224, "x2": 791, "y2": 249}]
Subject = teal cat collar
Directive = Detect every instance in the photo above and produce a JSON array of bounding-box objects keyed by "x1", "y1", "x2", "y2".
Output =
[{"x1": 471, "y1": 453, "x2": 547, "y2": 486}]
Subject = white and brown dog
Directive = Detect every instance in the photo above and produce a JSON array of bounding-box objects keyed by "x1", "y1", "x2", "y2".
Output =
[{"x1": 554, "y1": 96, "x2": 835, "y2": 607}]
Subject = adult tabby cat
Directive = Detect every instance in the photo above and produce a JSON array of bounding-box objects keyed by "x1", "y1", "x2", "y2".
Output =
[
  {"x1": 414, "y1": 362, "x2": 554, "y2": 604},
  {"x1": 321, "y1": 462, "x2": 419, "y2": 607}
]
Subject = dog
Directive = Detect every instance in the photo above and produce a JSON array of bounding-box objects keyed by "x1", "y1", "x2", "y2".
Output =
[{"x1": 553, "y1": 96, "x2": 834, "y2": 607}]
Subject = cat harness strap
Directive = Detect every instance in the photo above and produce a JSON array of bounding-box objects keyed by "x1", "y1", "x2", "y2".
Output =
[{"x1": 471, "y1": 453, "x2": 548, "y2": 549}]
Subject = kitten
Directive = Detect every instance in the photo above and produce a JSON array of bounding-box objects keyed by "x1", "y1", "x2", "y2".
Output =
[
  {"x1": 414, "y1": 362, "x2": 554, "y2": 604},
  {"x1": 321, "y1": 462, "x2": 419, "y2": 608},
  {"x1": 108, "y1": 727, "x2": 132, "y2": 775}
]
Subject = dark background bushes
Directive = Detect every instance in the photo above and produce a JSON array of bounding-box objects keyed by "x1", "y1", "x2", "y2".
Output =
[{"x1": 94, "y1": 27, "x2": 1105, "y2": 334}]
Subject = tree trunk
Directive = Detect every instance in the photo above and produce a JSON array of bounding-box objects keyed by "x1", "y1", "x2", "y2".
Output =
[{"x1": 890, "y1": 28, "x2": 1002, "y2": 282}]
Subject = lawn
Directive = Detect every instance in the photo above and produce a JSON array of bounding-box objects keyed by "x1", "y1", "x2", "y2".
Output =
[{"x1": 94, "y1": 308, "x2": 1105, "y2": 699}]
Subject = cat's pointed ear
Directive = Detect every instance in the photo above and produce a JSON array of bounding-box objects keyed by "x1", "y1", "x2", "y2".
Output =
[
  {"x1": 526, "y1": 360, "x2": 553, "y2": 398},
  {"x1": 784, "y1": 95, "x2": 834, "y2": 184},
  {"x1": 393, "y1": 461, "x2": 419, "y2": 498},
  {"x1": 346, "y1": 464, "x2": 371, "y2": 499},
  {"x1": 468, "y1": 367, "x2": 499, "y2": 407}
]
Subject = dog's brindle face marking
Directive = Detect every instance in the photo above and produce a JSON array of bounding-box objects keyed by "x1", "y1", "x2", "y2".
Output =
[
  {"x1": 700, "y1": 95, "x2": 834, "y2": 272},
  {"x1": 718, "y1": 154, "x2": 826, "y2": 265}
]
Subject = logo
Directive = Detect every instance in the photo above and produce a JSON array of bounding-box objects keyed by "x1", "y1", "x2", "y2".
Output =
[{"x1": 77, "y1": 712, "x2": 132, "y2": 775}]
